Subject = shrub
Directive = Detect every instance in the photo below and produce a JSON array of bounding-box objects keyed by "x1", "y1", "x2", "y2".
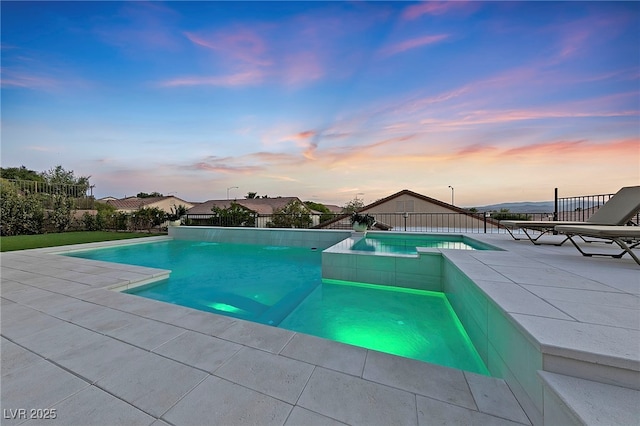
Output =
[
  {"x1": 490, "y1": 209, "x2": 531, "y2": 221},
  {"x1": 0, "y1": 179, "x2": 45, "y2": 235},
  {"x1": 350, "y1": 212, "x2": 376, "y2": 228},
  {"x1": 48, "y1": 194, "x2": 74, "y2": 232},
  {"x1": 211, "y1": 202, "x2": 255, "y2": 227},
  {"x1": 267, "y1": 200, "x2": 312, "y2": 228},
  {"x1": 131, "y1": 207, "x2": 166, "y2": 232}
]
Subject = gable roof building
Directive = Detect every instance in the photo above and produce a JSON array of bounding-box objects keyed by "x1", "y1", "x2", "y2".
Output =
[{"x1": 317, "y1": 189, "x2": 500, "y2": 231}]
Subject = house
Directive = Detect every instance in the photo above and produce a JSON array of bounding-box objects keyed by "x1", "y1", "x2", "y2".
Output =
[
  {"x1": 104, "y1": 196, "x2": 194, "y2": 214},
  {"x1": 96, "y1": 196, "x2": 118, "y2": 202},
  {"x1": 187, "y1": 197, "x2": 319, "y2": 227},
  {"x1": 323, "y1": 204, "x2": 344, "y2": 214},
  {"x1": 317, "y1": 189, "x2": 500, "y2": 231}
]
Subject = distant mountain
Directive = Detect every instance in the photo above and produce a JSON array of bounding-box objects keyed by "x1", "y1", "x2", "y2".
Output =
[{"x1": 467, "y1": 201, "x2": 555, "y2": 213}]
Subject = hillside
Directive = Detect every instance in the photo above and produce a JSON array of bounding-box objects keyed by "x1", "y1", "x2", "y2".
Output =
[{"x1": 468, "y1": 201, "x2": 555, "y2": 213}]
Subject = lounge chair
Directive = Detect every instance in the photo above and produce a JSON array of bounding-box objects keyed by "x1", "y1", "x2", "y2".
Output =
[
  {"x1": 554, "y1": 225, "x2": 640, "y2": 265},
  {"x1": 500, "y1": 185, "x2": 640, "y2": 245}
]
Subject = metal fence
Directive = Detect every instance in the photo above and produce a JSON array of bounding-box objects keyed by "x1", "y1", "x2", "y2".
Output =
[
  {"x1": 314, "y1": 212, "x2": 557, "y2": 233},
  {"x1": 186, "y1": 212, "x2": 556, "y2": 234},
  {"x1": 2, "y1": 178, "x2": 95, "y2": 209}
]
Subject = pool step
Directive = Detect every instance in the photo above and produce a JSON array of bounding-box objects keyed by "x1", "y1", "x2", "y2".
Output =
[{"x1": 539, "y1": 371, "x2": 640, "y2": 425}]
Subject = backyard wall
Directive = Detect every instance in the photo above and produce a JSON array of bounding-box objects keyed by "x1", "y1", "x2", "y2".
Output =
[{"x1": 169, "y1": 226, "x2": 352, "y2": 249}]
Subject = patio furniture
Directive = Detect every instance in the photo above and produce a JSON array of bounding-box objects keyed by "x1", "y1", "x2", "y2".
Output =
[
  {"x1": 554, "y1": 225, "x2": 640, "y2": 265},
  {"x1": 500, "y1": 185, "x2": 640, "y2": 245}
]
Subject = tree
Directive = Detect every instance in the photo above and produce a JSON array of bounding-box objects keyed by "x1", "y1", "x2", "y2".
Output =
[
  {"x1": 0, "y1": 166, "x2": 44, "y2": 182},
  {"x1": 268, "y1": 200, "x2": 312, "y2": 228},
  {"x1": 342, "y1": 197, "x2": 364, "y2": 213},
  {"x1": 137, "y1": 192, "x2": 164, "y2": 198},
  {"x1": 211, "y1": 202, "x2": 255, "y2": 227},
  {"x1": 245, "y1": 192, "x2": 258, "y2": 199},
  {"x1": 42, "y1": 165, "x2": 90, "y2": 186},
  {"x1": 304, "y1": 201, "x2": 334, "y2": 223}
]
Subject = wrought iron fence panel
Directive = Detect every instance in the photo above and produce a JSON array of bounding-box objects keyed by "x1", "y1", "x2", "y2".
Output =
[
  {"x1": 555, "y1": 192, "x2": 639, "y2": 224},
  {"x1": 2, "y1": 178, "x2": 95, "y2": 209},
  {"x1": 556, "y1": 192, "x2": 615, "y2": 222}
]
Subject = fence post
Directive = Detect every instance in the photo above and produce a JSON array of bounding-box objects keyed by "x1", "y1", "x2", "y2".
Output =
[{"x1": 553, "y1": 188, "x2": 558, "y2": 221}]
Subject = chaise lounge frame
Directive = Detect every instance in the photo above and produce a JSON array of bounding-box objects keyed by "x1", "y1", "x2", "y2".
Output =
[
  {"x1": 554, "y1": 225, "x2": 640, "y2": 265},
  {"x1": 500, "y1": 186, "x2": 640, "y2": 246}
]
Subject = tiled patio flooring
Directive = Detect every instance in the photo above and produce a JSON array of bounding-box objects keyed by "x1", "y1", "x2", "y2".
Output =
[{"x1": 1, "y1": 233, "x2": 638, "y2": 425}]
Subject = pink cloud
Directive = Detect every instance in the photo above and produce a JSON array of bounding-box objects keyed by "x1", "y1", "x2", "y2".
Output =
[
  {"x1": 455, "y1": 143, "x2": 498, "y2": 157},
  {"x1": 558, "y1": 29, "x2": 590, "y2": 59},
  {"x1": 184, "y1": 30, "x2": 272, "y2": 67},
  {"x1": 26, "y1": 145, "x2": 57, "y2": 152},
  {"x1": 544, "y1": 10, "x2": 636, "y2": 62},
  {"x1": 191, "y1": 160, "x2": 262, "y2": 175},
  {"x1": 284, "y1": 130, "x2": 317, "y2": 142},
  {"x1": 263, "y1": 174, "x2": 298, "y2": 182},
  {"x1": 175, "y1": 5, "x2": 392, "y2": 89},
  {"x1": 402, "y1": 2, "x2": 478, "y2": 20},
  {"x1": 0, "y1": 65, "x2": 94, "y2": 92},
  {"x1": 179, "y1": 27, "x2": 329, "y2": 88},
  {"x1": 275, "y1": 129, "x2": 320, "y2": 159},
  {"x1": 159, "y1": 71, "x2": 264, "y2": 87},
  {"x1": 0, "y1": 69, "x2": 58, "y2": 89},
  {"x1": 248, "y1": 152, "x2": 299, "y2": 163},
  {"x1": 94, "y1": 2, "x2": 182, "y2": 51},
  {"x1": 501, "y1": 140, "x2": 586, "y2": 158},
  {"x1": 281, "y1": 52, "x2": 325, "y2": 85},
  {"x1": 448, "y1": 138, "x2": 638, "y2": 162},
  {"x1": 379, "y1": 34, "x2": 449, "y2": 57}
]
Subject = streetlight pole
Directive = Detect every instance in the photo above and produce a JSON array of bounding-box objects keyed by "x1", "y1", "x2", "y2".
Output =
[
  {"x1": 227, "y1": 186, "x2": 238, "y2": 200},
  {"x1": 448, "y1": 186, "x2": 454, "y2": 206}
]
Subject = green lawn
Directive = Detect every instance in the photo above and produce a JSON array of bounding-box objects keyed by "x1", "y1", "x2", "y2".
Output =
[{"x1": 0, "y1": 231, "x2": 164, "y2": 252}]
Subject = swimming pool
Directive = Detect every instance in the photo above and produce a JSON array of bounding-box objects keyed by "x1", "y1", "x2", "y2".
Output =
[
  {"x1": 351, "y1": 233, "x2": 498, "y2": 254},
  {"x1": 66, "y1": 239, "x2": 488, "y2": 374}
]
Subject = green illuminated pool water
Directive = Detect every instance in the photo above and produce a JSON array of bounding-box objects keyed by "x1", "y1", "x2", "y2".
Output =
[
  {"x1": 66, "y1": 240, "x2": 488, "y2": 374},
  {"x1": 280, "y1": 280, "x2": 487, "y2": 373}
]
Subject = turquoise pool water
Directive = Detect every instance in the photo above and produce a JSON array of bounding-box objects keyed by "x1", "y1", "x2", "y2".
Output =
[
  {"x1": 66, "y1": 240, "x2": 488, "y2": 374},
  {"x1": 351, "y1": 234, "x2": 496, "y2": 255}
]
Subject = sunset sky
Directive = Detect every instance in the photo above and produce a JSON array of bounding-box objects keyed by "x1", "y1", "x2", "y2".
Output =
[{"x1": 2, "y1": 1, "x2": 638, "y2": 207}]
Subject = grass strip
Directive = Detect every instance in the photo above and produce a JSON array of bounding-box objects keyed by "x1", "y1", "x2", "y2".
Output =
[{"x1": 0, "y1": 231, "x2": 164, "y2": 252}]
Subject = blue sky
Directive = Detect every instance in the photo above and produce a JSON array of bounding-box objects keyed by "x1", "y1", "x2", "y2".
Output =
[{"x1": 2, "y1": 1, "x2": 638, "y2": 206}]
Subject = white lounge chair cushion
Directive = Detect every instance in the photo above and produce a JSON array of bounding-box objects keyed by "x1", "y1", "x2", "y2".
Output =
[{"x1": 554, "y1": 225, "x2": 640, "y2": 238}]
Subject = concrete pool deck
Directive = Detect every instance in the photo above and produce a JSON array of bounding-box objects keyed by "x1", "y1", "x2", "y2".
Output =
[{"x1": 1, "y1": 232, "x2": 638, "y2": 425}]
